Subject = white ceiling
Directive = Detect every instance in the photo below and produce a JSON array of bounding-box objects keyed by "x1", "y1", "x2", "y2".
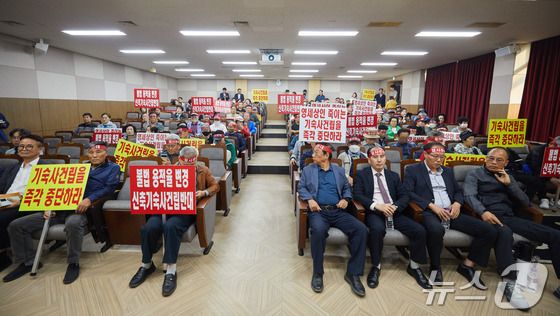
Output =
[{"x1": 1, "y1": 0, "x2": 560, "y2": 80}]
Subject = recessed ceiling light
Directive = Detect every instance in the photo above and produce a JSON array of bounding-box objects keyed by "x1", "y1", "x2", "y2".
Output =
[
  {"x1": 291, "y1": 62, "x2": 327, "y2": 66},
  {"x1": 239, "y1": 74, "x2": 264, "y2": 77},
  {"x1": 175, "y1": 68, "x2": 204, "y2": 72},
  {"x1": 120, "y1": 49, "x2": 165, "y2": 54},
  {"x1": 222, "y1": 61, "x2": 257, "y2": 65},
  {"x1": 153, "y1": 60, "x2": 189, "y2": 65},
  {"x1": 180, "y1": 30, "x2": 240, "y2": 36},
  {"x1": 232, "y1": 69, "x2": 261, "y2": 72},
  {"x1": 294, "y1": 50, "x2": 338, "y2": 55},
  {"x1": 415, "y1": 31, "x2": 481, "y2": 37},
  {"x1": 360, "y1": 62, "x2": 398, "y2": 66},
  {"x1": 347, "y1": 70, "x2": 378, "y2": 73},
  {"x1": 289, "y1": 69, "x2": 319, "y2": 73},
  {"x1": 207, "y1": 49, "x2": 251, "y2": 54},
  {"x1": 62, "y1": 30, "x2": 126, "y2": 36},
  {"x1": 191, "y1": 74, "x2": 215, "y2": 77},
  {"x1": 289, "y1": 75, "x2": 313, "y2": 78},
  {"x1": 381, "y1": 51, "x2": 428, "y2": 56},
  {"x1": 298, "y1": 30, "x2": 358, "y2": 37},
  {"x1": 338, "y1": 75, "x2": 363, "y2": 78}
]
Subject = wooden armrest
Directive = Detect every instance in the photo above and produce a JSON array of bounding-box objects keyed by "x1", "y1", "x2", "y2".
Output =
[
  {"x1": 297, "y1": 194, "x2": 309, "y2": 251},
  {"x1": 196, "y1": 195, "x2": 213, "y2": 211},
  {"x1": 408, "y1": 201, "x2": 424, "y2": 222},
  {"x1": 352, "y1": 200, "x2": 366, "y2": 222},
  {"x1": 219, "y1": 171, "x2": 232, "y2": 182},
  {"x1": 517, "y1": 206, "x2": 544, "y2": 224}
]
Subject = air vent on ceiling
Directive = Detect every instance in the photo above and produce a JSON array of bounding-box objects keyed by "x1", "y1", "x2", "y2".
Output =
[
  {"x1": 118, "y1": 20, "x2": 138, "y2": 26},
  {"x1": 233, "y1": 21, "x2": 249, "y2": 26},
  {"x1": 467, "y1": 22, "x2": 505, "y2": 28},
  {"x1": 0, "y1": 20, "x2": 24, "y2": 26},
  {"x1": 367, "y1": 22, "x2": 402, "y2": 27}
]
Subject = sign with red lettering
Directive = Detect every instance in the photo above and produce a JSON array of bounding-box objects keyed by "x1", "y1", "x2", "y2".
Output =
[
  {"x1": 134, "y1": 88, "x2": 160, "y2": 108},
  {"x1": 191, "y1": 97, "x2": 215, "y2": 115},
  {"x1": 214, "y1": 100, "x2": 232, "y2": 113},
  {"x1": 347, "y1": 114, "x2": 378, "y2": 137},
  {"x1": 442, "y1": 132, "x2": 461, "y2": 142},
  {"x1": 130, "y1": 166, "x2": 196, "y2": 214},
  {"x1": 93, "y1": 128, "x2": 122, "y2": 144},
  {"x1": 487, "y1": 119, "x2": 527, "y2": 148},
  {"x1": 351, "y1": 99, "x2": 377, "y2": 115},
  {"x1": 540, "y1": 147, "x2": 560, "y2": 177},
  {"x1": 136, "y1": 133, "x2": 168, "y2": 151},
  {"x1": 114, "y1": 139, "x2": 158, "y2": 172},
  {"x1": 278, "y1": 94, "x2": 304, "y2": 114},
  {"x1": 20, "y1": 164, "x2": 91, "y2": 211},
  {"x1": 299, "y1": 102, "x2": 347, "y2": 143}
]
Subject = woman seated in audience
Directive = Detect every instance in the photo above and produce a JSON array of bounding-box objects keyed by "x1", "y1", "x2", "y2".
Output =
[
  {"x1": 435, "y1": 113, "x2": 448, "y2": 131},
  {"x1": 386, "y1": 117, "x2": 401, "y2": 141},
  {"x1": 454, "y1": 131, "x2": 483, "y2": 155},
  {"x1": 122, "y1": 124, "x2": 137, "y2": 142},
  {"x1": 451, "y1": 116, "x2": 472, "y2": 133}
]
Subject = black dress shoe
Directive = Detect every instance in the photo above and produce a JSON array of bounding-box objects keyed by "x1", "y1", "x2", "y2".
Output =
[
  {"x1": 3, "y1": 263, "x2": 41, "y2": 282},
  {"x1": 162, "y1": 273, "x2": 177, "y2": 297},
  {"x1": 456, "y1": 263, "x2": 486, "y2": 290},
  {"x1": 311, "y1": 273, "x2": 323, "y2": 293},
  {"x1": 129, "y1": 263, "x2": 156, "y2": 288},
  {"x1": 344, "y1": 274, "x2": 366, "y2": 297},
  {"x1": 367, "y1": 267, "x2": 380, "y2": 289},
  {"x1": 407, "y1": 265, "x2": 432, "y2": 289},
  {"x1": 63, "y1": 263, "x2": 80, "y2": 284},
  {"x1": 430, "y1": 268, "x2": 443, "y2": 286},
  {"x1": 553, "y1": 287, "x2": 560, "y2": 300},
  {"x1": 0, "y1": 253, "x2": 12, "y2": 273}
]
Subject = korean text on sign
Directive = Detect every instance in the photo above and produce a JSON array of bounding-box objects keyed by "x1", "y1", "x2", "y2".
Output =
[
  {"x1": 252, "y1": 89, "x2": 269, "y2": 102},
  {"x1": 443, "y1": 154, "x2": 486, "y2": 167},
  {"x1": 299, "y1": 102, "x2": 347, "y2": 143},
  {"x1": 136, "y1": 132, "x2": 168, "y2": 151},
  {"x1": 352, "y1": 99, "x2": 377, "y2": 115},
  {"x1": 93, "y1": 128, "x2": 122, "y2": 144},
  {"x1": 130, "y1": 166, "x2": 196, "y2": 215},
  {"x1": 361, "y1": 89, "x2": 375, "y2": 101},
  {"x1": 191, "y1": 97, "x2": 215, "y2": 115},
  {"x1": 442, "y1": 132, "x2": 461, "y2": 142},
  {"x1": 347, "y1": 114, "x2": 378, "y2": 136},
  {"x1": 487, "y1": 119, "x2": 527, "y2": 148},
  {"x1": 20, "y1": 164, "x2": 91, "y2": 211},
  {"x1": 214, "y1": 100, "x2": 232, "y2": 113},
  {"x1": 277, "y1": 94, "x2": 304, "y2": 114},
  {"x1": 179, "y1": 138, "x2": 206, "y2": 148},
  {"x1": 540, "y1": 147, "x2": 560, "y2": 177},
  {"x1": 134, "y1": 88, "x2": 160, "y2": 109},
  {"x1": 114, "y1": 139, "x2": 158, "y2": 172}
]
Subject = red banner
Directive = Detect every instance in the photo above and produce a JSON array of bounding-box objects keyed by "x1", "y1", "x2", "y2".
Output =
[
  {"x1": 214, "y1": 100, "x2": 232, "y2": 113},
  {"x1": 134, "y1": 89, "x2": 160, "y2": 108},
  {"x1": 92, "y1": 128, "x2": 122, "y2": 144},
  {"x1": 191, "y1": 97, "x2": 215, "y2": 115},
  {"x1": 278, "y1": 94, "x2": 304, "y2": 114},
  {"x1": 130, "y1": 166, "x2": 197, "y2": 214},
  {"x1": 540, "y1": 147, "x2": 560, "y2": 177},
  {"x1": 347, "y1": 114, "x2": 378, "y2": 137}
]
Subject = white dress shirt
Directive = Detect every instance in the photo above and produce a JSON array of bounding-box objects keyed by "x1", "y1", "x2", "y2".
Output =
[
  {"x1": 369, "y1": 167, "x2": 394, "y2": 211},
  {"x1": 6, "y1": 157, "x2": 40, "y2": 199}
]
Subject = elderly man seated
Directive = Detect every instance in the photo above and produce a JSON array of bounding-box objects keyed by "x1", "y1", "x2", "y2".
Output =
[
  {"x1": 160, "y1": 134, "x2": 181, "y2": 165},
  {"x1": 129, "y1": 146, "x2": 219, "y2": 297},
  {"x1": 4, "y1": 142, "x2": 120, "y2": 284}
]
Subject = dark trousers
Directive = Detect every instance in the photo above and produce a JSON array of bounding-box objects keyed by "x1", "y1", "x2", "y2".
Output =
[
  {"x1": 422, "y1": 211, "x2": 497, "y2": 269},
  {"x1": 0, "y1": 207, "x2": 21, "y2": 249},
  {"x1": 498, "y1": 215, "x2": 560, "y2": 278},
  {"x1": 308, "y1": 209, "x2": 367, "y2": 276},
  {"x1": 366, "y1": 212, "x2": 428, "y2": 266},
  {"x1": 140, "y1": 215, "x2": 196, "y2": 264}
]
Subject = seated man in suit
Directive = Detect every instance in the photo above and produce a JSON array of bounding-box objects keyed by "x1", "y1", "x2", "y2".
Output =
[
  {"x1": 4, "y1": 142, "x2": 121, "y2": 284},
  {"x1": 298, "y1": 143, "x2": 368, "y2": 297},
  {"x1": 404, "y1": 142, "x2": 497, "y2": 289},
  {"x1": 464, "y1": 147, "x2": 560, "y2": 303},
  {"x1": 353, "y1": 147, "x2": 432, "y2": 290},
  {"x1": 129, "y1": 146, "x2": 219, "y2": 297},
  {"x1": 0, "y1": 134, "x2": 45, "y2": 272}
]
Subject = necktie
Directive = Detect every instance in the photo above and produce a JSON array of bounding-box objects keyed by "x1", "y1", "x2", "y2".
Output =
[{"x1": 376, "y1": 173, "x2": 391, "y2": 204}]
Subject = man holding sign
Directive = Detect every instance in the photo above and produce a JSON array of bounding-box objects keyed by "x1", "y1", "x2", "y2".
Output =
[
  {"x1": 4, "y1": 142, "x2": 120, "y2": 284},
  {"x1": 128, "y1": 146, "x2": 219, "y2": 297}
]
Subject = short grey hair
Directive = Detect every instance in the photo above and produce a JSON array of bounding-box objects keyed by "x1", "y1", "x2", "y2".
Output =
[
  {"x1": 179, "y1": 146, "x2": 198, "y2": 158},
  {"x1": 166, "y1": 133, "x2": 181, "y2": 141}
]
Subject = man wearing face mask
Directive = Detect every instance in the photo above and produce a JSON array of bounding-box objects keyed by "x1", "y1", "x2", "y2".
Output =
[
  {"x1": 186, "y1": 113, "x2": 202, "y2": 136},
  {"x1": 338, "y1": 136, "x2": 367, "y2": 186},
  {"x1": 391, "y1": 128, "x2": 417, "y2": 159},
  {"x1": 225, "y1": 122, "x2": 246, "y2": 152},
  {"x1": 451, "y1": 117, "x2": 472, "y2": 133},
  {"x1": 212, "y1": 130, "x2": 236, "y2": 169},
  {"x1": 200, "y1": 123, "x2": 212, "y2": 141}
]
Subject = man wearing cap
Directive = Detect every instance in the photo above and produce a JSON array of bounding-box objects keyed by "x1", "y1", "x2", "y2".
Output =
[
  {"x1": 4, "y1": 141, "x2": 121, "y2": 284},
  {"x1": 353, "y1": 147, "x2": 432, "y2": 290},
  {"x1": 412, "y1": 118, "x2": 427, "y2": 136},
  {"x1": 404, "y1": 142, "x2": 497, "y2": 288},
  {"x1": 210, "y1": 115, "x2": 227, "y2": 133},
  {"x1": 298, "y1": 143, "x2": 368, "y2": 297},
  {"x1": 147, "y1": 112, "x2": 164, "y2": 133},
  {"x1": 160, "y1": 134, "x2": 181, "y2": 165},
  {"x1": 338, "y1": 136, "x2": 367, "y2": 185},
  {"x1": 362, "y1": 128, "x2": 381, "y2": 152},
  {"x1": 454, "y1": 131, "x2": 483, "y2": 155},
  {"x1": 177, "y1": 123, "x2": 191, "y2": 139},
  {"x1": 226, "y1": 122, "x2": 247, "y2": 152},
  {"x1": 391, "y1": 128, "x2": 417, "y2": 159},
  {"x1": 129, "y1": 146, "x2": 219, "y2": 297},
  {"x1": 186, "y1": 113, "x2": 202, "y2": 136},
  {"x1": 212, "y1": 130, "x2": 236, "y2": 169}
]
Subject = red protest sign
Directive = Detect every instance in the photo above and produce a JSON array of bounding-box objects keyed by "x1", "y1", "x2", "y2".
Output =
[
  {"x1": 134, "y1": 89, "x2": 160, "y2": 108},
  {"x1": 347, "y1": 114, "x2": 378, "y2": 137},
  {"x1": 93, "y1": 128, "x2": 122, "y2": 144},
  {"x1": 214, "y1": 100, "x2": 232, "y2": 113},
  {"x1": 299, "y1": 102, "x2": 347, "y2": 143},
  {"x1": 191, "y1": 97, "x2": 215, "y2": 115},
  {"x1": 130, "y1": 166, "x2": 196, "y2": 214},
  {"x1": 540, "y1": 147, "x2": 560, "y2": 177},
  {"x1": 278, "y1": 94, "x2": 304, "y2": 114}
]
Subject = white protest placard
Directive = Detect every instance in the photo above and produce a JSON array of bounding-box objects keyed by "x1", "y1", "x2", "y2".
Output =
[
  {"x1": 136, "y1": 133, "x2": 168, "y2": 151},
  {"x1": 299, "y1": 102, "x2": 347, "y2": 143}
]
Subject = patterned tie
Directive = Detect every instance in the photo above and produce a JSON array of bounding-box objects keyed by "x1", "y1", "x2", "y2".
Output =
[{"x1": 376, "y1": 173, "x2": 391, "y2": 204}]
